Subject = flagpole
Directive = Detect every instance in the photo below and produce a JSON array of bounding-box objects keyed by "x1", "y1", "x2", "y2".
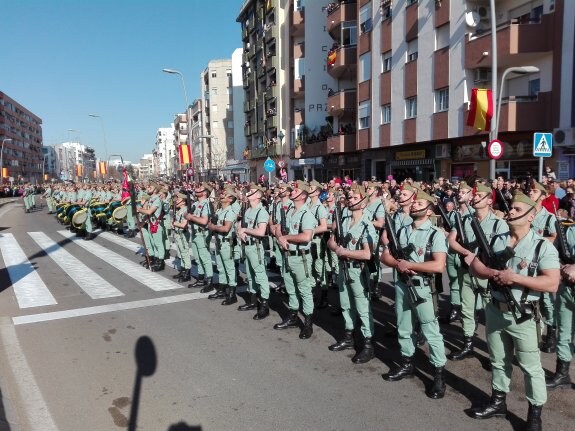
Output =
[{"x1": 488, "y1": 0, "x2": 497, "y2": 181}]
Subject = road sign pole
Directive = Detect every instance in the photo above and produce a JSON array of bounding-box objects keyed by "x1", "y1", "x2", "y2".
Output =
[{"x1": 539, "y1": 156, "x2": 544, "y2": 182}]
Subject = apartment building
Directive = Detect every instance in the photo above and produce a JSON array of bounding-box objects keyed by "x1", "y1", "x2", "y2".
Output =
[
  {"x1": 0, "y1": 91, "x2": 43, "y2": 183},
  {"x1": 154, "y1": 125, "x2": 176, "y2": 178},
  {"x1": 172, "y1": 112, "x2": 189, "y2": 178},
  {"x1": 189, "y1": 99, "x2": 204, "y2": 181}
]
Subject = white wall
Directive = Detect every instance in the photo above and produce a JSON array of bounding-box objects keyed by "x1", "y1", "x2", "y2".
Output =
[{"x1": 231, "y1": 48, "x2": 245, "y2": 161}]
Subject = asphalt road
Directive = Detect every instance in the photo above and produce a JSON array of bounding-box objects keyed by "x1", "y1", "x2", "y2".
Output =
[{"x1": 0, "y1": 199, "x2": 573, "y2": 431}]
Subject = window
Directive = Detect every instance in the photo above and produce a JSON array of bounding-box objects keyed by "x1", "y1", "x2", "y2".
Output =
[
  {"x1": 227, "y1": 103, "x2": 232, "y2": 111},
  {"x1": 227, "y1": 136, "x2": 234, "y2": 147},
  {"x1": 407, "y1": 0, "x2": 418, "y2": 6},
  {"x1": 213, "y1": 121, "x2": 219, "y2": 129},
  {"x1": 359, "y1": 53, "x2": 371, "y2": 82},
  {"x1": 294, "y1": 0, "x2": 304, "y2": 11},
  {"x1": 212, "y1": 104, "x2": 218, "y2": 112},
  {"x1": 294, "y1": 58, "x2": 305, "y2": 79},
  {"x1": 342, "y1": 22, "x2": 357, "y2": 46},
  {"x1": 358, "y1": 101, "x2": 371, "y2": 129},
  {"x1": 407, "y1": 39, "x2": 418, "y2": 62},
  {"x1": 405, "y1": 97, "x2": 417, "y2": 119},
  {"x1": 359, "y1": 4, "x2": 372, "y2": 34},
  {"x1": 382, "y1": 4, "x2": 392, "y2": 19},
  {"x1": 435, "y1": 24, "x2": 449, "y2": 51},
  {"x1": 382, "y1": 104, "x2": 391, "y2": 124},
  {"x1": 211, "y1": 87, "x2": 218, "y2": 96},
  {"x1": 435, "y1": 88, "x2": 449, "y2": 112},
  {"x1": 211, "y1": 70, "x2": 217, "y2": 78},
  {"x1": 382, "y1": 51, "x2": 392, "y2": 73},
  {"x1": 226, "y1": 69, "x2": 232, "y2": 77},
  {"x1": 529, "y1": 79, "x2": 540, "y2": 97},
  {"x1": 227, "y1": 121, "x2": 234, "y2": 128}
]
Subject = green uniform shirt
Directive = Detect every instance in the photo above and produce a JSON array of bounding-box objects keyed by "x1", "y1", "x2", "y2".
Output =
[
  {"x1": 398, "y1": 219, "x2": 447, "y2": 281},
  {"x1": 148, "y1": 195, "x2": 163, "y2": 220},
  {"x1": 341, "y1": 213, "x2": 377, "y2": 254},
  {"x1": 244, "y1": 203, "x2": 269, "y2": 234},
  {"x1": 191, "y1": 198, "x2": 210, "y2": 234},
  {"x1": 364, "y1": 199, "x2": 385, "y2": 222},
  {"x1": 309, "y1": 200, "x2": 328, "y2": 225},
  {"x1": 286, "y1": 204, "x2": 317, "y2": 251},
  {"x1": 460, "y1": 210, "x2": 509, "y2": 255},
  {"x1": 216, "y1": 206, "x2": 236, "y2": 240},
  {"x1": 531, "y1": 207, "x2": 557, "y2": 238}
]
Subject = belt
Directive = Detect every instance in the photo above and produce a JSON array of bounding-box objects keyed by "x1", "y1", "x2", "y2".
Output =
[
  {"x1": 288, "y1": 249, "x2": 310, "y2": 256},
  {"x1": 221, "y1": 238, "x2": 234, "y2": 243},
  {"x1": 408, "y1": 277, "x2": 430, "y2": 288},
  {"x1": 345, "y1": 261, "x2": 364, "y2": 269},
  {"x1": 245, "y1": 238, "x2": 260, "y2": 246},
  {"x1": 491, "y1": 298, "x2": 535, "y2": 315}
]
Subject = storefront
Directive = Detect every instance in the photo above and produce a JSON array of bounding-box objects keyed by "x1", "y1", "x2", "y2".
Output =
[
  {"x1": 290, "y1": 157, "x2": 324, "y2": 181},
  {"x1": 322, "y1": 154, "x2": 361, "y2": 181},
  {"x1": 389, "y1": 149, "x2": 436, "y2": 182}
]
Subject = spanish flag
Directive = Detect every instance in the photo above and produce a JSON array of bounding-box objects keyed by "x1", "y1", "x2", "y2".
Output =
[
  {"x1": 179, "y1": 144, "x2": 192, "y2": 165},
  {"x1": 98, "y1": 161, "x2": 107, "y2": 175},
  {"x1": 327, "y1": 50, "x2": 337, "y2": 67},
  {"x1": 76, "y1": 165, "x2": 83, "y2": 177},
  {"x1": 467, "y1": 88, "x2": 493, "y2": 131}
]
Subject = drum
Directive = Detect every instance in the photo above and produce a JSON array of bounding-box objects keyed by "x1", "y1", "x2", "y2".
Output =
[
  {"x1": 72, "y1": 209, "x2": 88, "y2": 229},
  {"x1": 65, "y1": 205, "x2": 81, "y2": 224},
  {"x1": 105, "y1": 201, "x2": 122, "y2": 219},
  {"x1": 112, "y1": 206, "x2": 128, "y2": 223},
  {"x1": 90, "y1": 202, "x2": 107, "y2": 215}
]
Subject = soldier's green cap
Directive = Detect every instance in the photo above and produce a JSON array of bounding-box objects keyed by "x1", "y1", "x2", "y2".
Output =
[
  {"x1": 176, "y1": 192, "x2": 187, "y2": 200},
  {"x1": 350, "y1": 184, "x2": 366, "y2": 196},
  {"x1": 531, "y1": 180, "x2": 547, "y2": 195},
  {"x1": 475, "y1": 183, "x2": 491, "y2": 194},
  {"x1": 223, "y1": 189, "x2": 237, "y2": 199},
  {"x1": 366, "y1": 181, "x2": 382, "y2": 189},
  {"x1": 248, "y1": 183, "x2": 266, "y2": 193},
  {"x1": 295, "y1": 180, "x2": 311, "y2": 193},
  {"x1": 458, "y1": 181, "x2": 472, "y2": 191},
  {"x1": 308, "y1": 180, "x2": 322, "y2": 192},
  {"x1": 140, "y1": 193, "x2": 150, "y2": 200},
  {"x1": 200, "y1": 182, "x2": 213, "y2": 194},
  {"x1": 416, "y1": 191, "x2": 436, "y2": 205},
  {"x1": 402, "y1": 183, "x2": 418, "y2": 193},
  {"x1": 512, "y1": 191, "x2": 537, "y2": 207}
]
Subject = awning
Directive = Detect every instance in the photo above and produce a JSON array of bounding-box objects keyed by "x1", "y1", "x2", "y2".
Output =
[{"x1": 389, "y1": 158, "x2": 434, "y2": 166}]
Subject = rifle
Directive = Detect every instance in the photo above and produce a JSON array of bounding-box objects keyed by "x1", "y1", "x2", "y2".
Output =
[
  {"x1": 497, "y1": 188, "x2": 510, "y2": 215},
  {"x1": 384, "y1": 210, "x2": 425, "y2": 306},
  {"x1": 239, "y1": 200, "x2": 248, "y2": 263},
  {"x1": 436, "y1": 200, "x2": 452, "y2": 230},
  {"x1": 280, "y1": 205, "x2": 290, "y2": 271},
  {"x1": 333, "y1": 201, "x2": 350, "y2": 285},
  {"x1": 552, "y1": 201, "x2": 575, "y2": 265},
  {"x1": 210, "y1": 195, "x2": 221, "y2": 252},
  {"x1": 129, "y1": 180, "x2": 151, "y2": 269}
]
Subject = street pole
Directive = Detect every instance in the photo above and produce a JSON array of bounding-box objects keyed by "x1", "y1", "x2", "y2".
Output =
[
  {"x1": 88, "y1": 114, "x2": 109, "y2": 162},
  {"x1": 488, "y1": 0, "x2": 497, "y2": 180}
]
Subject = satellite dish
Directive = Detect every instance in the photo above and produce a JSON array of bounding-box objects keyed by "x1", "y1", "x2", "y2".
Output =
[{"x1": 465, "y1": 11, "x2": 480, "y2": 27}]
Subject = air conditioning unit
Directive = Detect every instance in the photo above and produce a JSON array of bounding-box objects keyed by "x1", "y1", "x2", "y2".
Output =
[
  {"x1": 435, "y1": 143, "x2": 451, "y2": 159},
  {"x1": 474, "y1": 68, "x2": 491, "y2": 83},
  {"x1": 554, "y1": 128, "x2": 574, "y2": 147},
  {"x1": 477, "y1": 6, "x2": 490, "y2": 19}
]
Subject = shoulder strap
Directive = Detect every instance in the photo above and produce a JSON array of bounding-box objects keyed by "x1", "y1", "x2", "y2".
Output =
[
  {"x1": 424, "y1": 229, "x2": 438, "y2": 261},
  {"x1": 520, "y1": 239, "x2": 545, "y2": 304},
  {"x1": 252, "y1": 208, "x2": 262, "y2": 229}
]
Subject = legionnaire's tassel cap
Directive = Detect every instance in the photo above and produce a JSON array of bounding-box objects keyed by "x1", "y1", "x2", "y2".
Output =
[
  {"x1": 295, "y1": 180, "x2": 311, "y2": 193},
  {"x1": 402, "y1": 183, "x2": 418, "y2": 193},
  {"x1": 416, "y1": 191, "x2": 436, "y2": 204},
  {"x1": 366, "y1": 181, "x2": 382, "y2": 189},
  {"x1": 201, "y1": 182, "x2": 214, "y2": 194},
  {"x1": 512, "y1": 191, "x2": 537, "y2": 207},
  {"x1": 350, "y1": 184, "x2": 366, "y2": 196},
  {"x1": 531, "y1": 180, "x2": 547, "y2": 195},
  {"x1": 249, "y1": 183, "x2": 266, "y2": 193},
  {"x1": 224, "y1": 189, "x2": 237, "y2": 199},
  {"x1": 475, "y1": 183, "x2": 491, "y2": 194},
  {"x1": 279, "y1": 183, "x2": 293, "y2": 192},
  {"x1": 176, "y1": 192, "x2": 187, "y2": 200},
  {"x1": 458, "y1": 181, "x2": 472, "y2": 191},
  {"x1": 308, "y1": 180, "x2": 322, "y2": 192}
]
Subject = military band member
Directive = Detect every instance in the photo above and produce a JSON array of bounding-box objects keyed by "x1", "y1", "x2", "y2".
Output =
[
  {"x1": 381, "y1": 191, "x2": 448, "y2": 399},
  {"x1": 172, "y1": 193, "x2": 192, "y2": 283},
  {"x1": 327, "y1": 184, "x2": 377, "y2": 364},
  {"x1": 79, "y1": 184, "x2": 95, "y2": 240},
  {"x1": 467, "y1": 191, "x2": 560, "y2": 430},
  {"x1": 274, "y1": 181, "x2": 317, "y2": 338}
]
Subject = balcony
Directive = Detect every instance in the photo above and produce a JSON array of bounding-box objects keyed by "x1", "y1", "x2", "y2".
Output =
[
  {"x1": 327, "y1": 89, "x2": 356, "y2": 117},
  {"x1": 327, "y1": 45, "x2": 357, "y2": 79},
  {"x1": 244, "y1": 123, "x2": 252, "y2": 137},
  {"x1": 242, "y1": 27, "x2": 249, "y2": 41},
  {"x1": 327, "y1": 133, "x2": 356, "y2": 154},
  {"x1": 175, "y1": 114, "x2": 187, "y2": 125},
  {"x1": 264, "y1": 24, "x2": 277, "y2": 43},
  {"x1": 292, "y1": 8, "x2": 304, "y2": 37},
  {"x1": 243, "y1": 99, "x2": 253, "y2": 113},
  {"x1": 293, "y1": 109, "x2": 304, "y2": 126},
  {"x1": 297, "y1": 140, "x2": 327, "y2": 159},
  {"x1": 326, "y1": 1, "x2": 357, "y2": 38},
  {"x1": 465, "y1": 16, "x2": 554, "y2": 69},
  {"x1": 293, "y1": 42, "x2": 305, "y2": 59},
  {"x1": 266, "y1": 115, "x2": 278, "y2": 129},
  {"x1": 293, "y1": 77, "x2": 305, "y2": 98},
  {"x1": 265, "y1": 86, "x2": 277, "y2": 100},
  {"x1": 497, "y1": 92, "x2": 552, "y2": 133}
]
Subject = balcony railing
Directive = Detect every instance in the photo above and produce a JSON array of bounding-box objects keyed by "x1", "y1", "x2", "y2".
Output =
[
  {"x1": 327, "y1": 45, "x2": 357, "y2": 79},
  {"x1": 327, "y1": 133, "x2": 356, "y2": 153},
  {"x1": 327, "y1": 89, "x2": 356, "y2": 117},
  {"x1": 326, "y1": 1, "x2": 357, "y2": 37}
]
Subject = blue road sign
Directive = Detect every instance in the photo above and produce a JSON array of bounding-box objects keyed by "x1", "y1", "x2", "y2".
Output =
[
  {"x1": 264, "y1": 157, "x2": 276, "y2": 173},
  {"x1": 533, "y1": 132, "x2": 553, "y2": 157}
]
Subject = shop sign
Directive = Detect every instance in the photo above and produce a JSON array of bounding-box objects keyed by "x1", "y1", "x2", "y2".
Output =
[
  {"x1": 558, "y1": 160, "x2": 569, "y2": 180},
  {"x1": 396, "y1": 149, "x2": 426, "y2": 161}
]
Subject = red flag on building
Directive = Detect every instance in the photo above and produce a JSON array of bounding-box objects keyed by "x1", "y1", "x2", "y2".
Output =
[
  {"x1": 76, "y1": 165, "x2": 83, "y2": 177},
  {"x1": 327, "y1": 50, "x2": 337, "y2": 67},
  {"x1": 467, "y1": 88, "x2": 493, "y2": 131},
  {"x1": 98, "y1": 161, "x2": 107, "y2": 175},
  {"x1": 179, "y1": 144, "x2": 192, "y2": 165}
]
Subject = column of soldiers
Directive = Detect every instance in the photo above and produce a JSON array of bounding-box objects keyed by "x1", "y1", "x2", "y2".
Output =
[{"x1": 45, "y1": 177, "x2": 573, "y2": 431}]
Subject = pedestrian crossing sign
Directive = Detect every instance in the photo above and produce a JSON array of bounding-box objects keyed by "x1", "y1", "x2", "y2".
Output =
[{"x1": 533, "y1": 132, "x2": 553, "y2": 157}]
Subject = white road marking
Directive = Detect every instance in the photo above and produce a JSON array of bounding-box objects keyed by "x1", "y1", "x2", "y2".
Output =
[
  {"x1": 57, "y1": 231, "x2": 183, "y2": 292},
  {"x1": 12, "y1": 292, "x2": 209, "y2": 325},
  {"x1": 0, "y1": 233, "x2": 57, "y2": 308},
  {"x1": 28, "y1": 232, "x2": 124, "y2": 299}
]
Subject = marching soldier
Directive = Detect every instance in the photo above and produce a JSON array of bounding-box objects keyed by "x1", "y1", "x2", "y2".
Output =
[
  {"x1": 79, "y1": 184, "x2": 95, "y2": 240},
  {"x1": 42, "y1": 183, "x2": 55, "y2": 214},
  {"x1": 308, "y1": 180, "x2": 330, "y2": 308},
  {"x1": 467, "y1": 191, "x2": 560, "y2": 431},
  {"x1": 274, "y1": 181, "x2": 317, "y2": 339},
  {"x1": 327, "y1": 184, "x2": 377, "y2": 364},
  {"x1": 381, "y1": 190, "x2": 448, "y2": 399},
  {"x1": 324, "y1": 188, "x2": 339, "y2": 295},
  {"x1": 269, "y1": 183, "x2": 294, "y2": 291},
  {"x1": 137, "y1": 182, "x2": 165, "y2": 271},
  {"x1": 236, "y1": 183, "x2": 270, "y2": 320},
  {"x1": 439, "y1": 199, "x2": 463, "y2": 324},
  {"x1": 364, "y1": 181, "x2": 386, "y2": 300},
  {"x1": 171, "y1": 192, "x2": 192, "y2": 283}
]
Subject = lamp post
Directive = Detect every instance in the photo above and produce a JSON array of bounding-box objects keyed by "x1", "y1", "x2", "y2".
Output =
[
  {"x1": 42, "y1": 154, "x2": 48, "y2": 181},
  {"x1": 199, "y1": 135, "x2": 214, "y2": 179},
  {"x1": 163, "y1": 68, "x2": 190, "y2": 180},
  {"x1": 88, "y1": 114, "x2": 109, "y2": 161},
  {"x1": 1, "y1": 138, "x2": 12, "y2": 182}
]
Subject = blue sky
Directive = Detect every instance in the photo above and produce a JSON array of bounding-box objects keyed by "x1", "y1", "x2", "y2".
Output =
[{"x1": 1, "y1": 0, "x2": 242, "y2": 162}]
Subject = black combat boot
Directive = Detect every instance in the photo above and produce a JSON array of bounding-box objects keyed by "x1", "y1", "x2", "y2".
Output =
[
  {"x1": 470, "y1": 389, "x2": 507, "y2": 419},
  {"x1": 152, "y1": 257, "x2": 165, "y2": 272},
  {"x1": 440, "y1": 304, "x2": 462, "y2": 324},
  {"x1": 273, "y1": 310, "x2": 299, "y2": 330},
  {"x1": 238, "y1": 293, "x2": 257, "y2": 310},
  {"x1": 208, "y1": 284, "x2": 226, "y2": 299},
  {"x1": 427, "y1": 366, "x2": 446, "y2": 399},
  {"x1": 179, "y1": 269, "x2": 191, "y2": 283},
  {"x1": 546, "y1": 359, "x2": 572, "y2": 389},
  {"x1": 187, "y1": 275, "x2": 205, "y2": 288},
  {"x1": 253, "y1": 299, "x2": 270, "y2": 320},
  {"x1": 525, "y1": 403, "x2": 542, "y2": 431},
  {"x1": 299, "y1": 314, "x2": 313, "y2": 339},
  {"x1": 382, "y1": 356, "x2": 415, "y2": 381},
  {"x1": 200, "y1": 277, "x2": 214, "y2": 293},
  {"x1": 172, "y1": 268, "x2": 186, "y2": 279},
  {"x1": 448, "y1": 336, "x2": 474, "y2": 361},
  {"x1": 222, "y1": 286, "x2": 238, "y2": 306},
  {"x1": 328, "y1": 330, "x2": 354, "y2": 351},
  {"x1": 352, "y1": 338, "x2": 374, "y2": 364},
  {"x1": 317, "y1": 290, "x2": 329, "y2": 309},
  {"x1": 84, "y1": 232, "x2": 94, "y2": 241},
  {"x1": 540, "y1": 326, "x2": 557, "y2": 353}
]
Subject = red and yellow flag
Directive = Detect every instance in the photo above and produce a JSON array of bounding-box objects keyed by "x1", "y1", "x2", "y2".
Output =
[
  {"x1": 327, "y1": 50, "x2": 337, "y2": 67},
  {"x1": 76, "y1": 165, "x2": 83, "y2": 177},
  {"x1": 98, "y1": 161, "x2": 107, "y2": 175},
  {"x1": 179, "y1": 144, "x2": 192, "y2": 165},
  {"x1": 467, "y1": 88, "x2": 493, "y2": 131},
  {"x1": 1, "y1": 167, "x2": 7, "y2": 178}
]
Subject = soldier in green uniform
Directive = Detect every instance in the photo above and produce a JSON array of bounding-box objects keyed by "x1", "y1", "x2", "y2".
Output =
[
  {"x1": 528, "y1": 180, "x2": 559, "y2": 353},
  {"x1": 363, "y1": 182, "x2": 386, "y2": 300},
  {"x1": 327, "y1": 184, "x2": 377, "y2": 363},
  {"x1": 381, "y1": 190, "x2": 448, "y2": 399},
  {"x1": 161, "y1": 184, "x2": 172, "y2": 257},
  {"x1": 324, "y1": 187, "x2": 339, "y2": 292},
  {"x1": 236, "y1": 183, "x2": 270, "y2": 320},
  {"x1": 467, "y1": 191, "x2": 560, "y2": 431},
  {"x1": 42, "y1": 184, "x2": 54, "y2": 214},
  {"x1": 269, "y1": 184, "x2": 294, "y2": 292},
  {"x1": 171, "y1": 192, "x2": 192, "y2": 283},
  {"x1": 447, "y1": 183, "x2": 509, "y2": 360},
  {"x1": 274, "y1": 181, "x2": 317, "y2": 338},
  {"x1": 137, "y1": 183, "x2": 165, "y2": 271},
  {"x1": 207, "y1": 188, "x2": 238, "y2": 304},
  {"x1": 80, "y1": 184, "x2": 95, "y2": 240},
  {"x1": 439, "y1": 199, "x2": 463, "y2": 324},
  {"x1": 308, "y1": 180, "x2": 329, "y2": 308}
]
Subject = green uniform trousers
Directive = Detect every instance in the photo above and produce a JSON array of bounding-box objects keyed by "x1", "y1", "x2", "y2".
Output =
[
  {"x1": 284, "y1": 252, "x2": 314, "y2": 315},
  {"x1": 245, "y1": 242, "x2": 269, "y2": 299},
  {"x1": 126, "y1": 209, "x2": 136, "y2": 230},
  {"x1": 338, "y1": 265, "x2": 374, "y2": 338},
  {"x1": 556, "y1": 284, "x2": 575, "y2": 363},
  {"x1": 192, "y1": 232, "x2": 212, "y2": 278},
  {"x1": 47, "y1": 197, "x2": 55, "y2": 212},
  {"x1": 540, "y1": 292, "x2": 556, "y2": 328},
  {"x1": 486, "y1": 302, "x2": 547, "y2": 406},
  {"x1": 395, "y1": 277, "x2": 447, "y2": 367},
  {"x1": 216, "y1": 240, "x2": 236, "y2": 287},
  {"x1": 459, "y1": 270, "x2": 489, "y2": 337},
  {"x1": 311, "y1": 237, "x2": 328, "y2": 291},
  {"x1": 175, "y1": 231, "x2": 191, "y2": 270},
  {"x1": 446, "y1": 253, "x2": 461, "y2": 305},
  {"x1": 141, "y1": 227, "x2": 156, "y2": 258},
  {"x1": 84, "y1": 208, "x2": 93, "y2": 233}
]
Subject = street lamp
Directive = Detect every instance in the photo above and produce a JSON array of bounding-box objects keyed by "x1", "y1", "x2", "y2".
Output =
[
  {"x1": 1, "y1": 138, "x2": 12, "y2": 182},
  {"x1": 88, "y1": 114, "x2": 109, "y2": 161},
  {"x1": 42, "y1": 154, "x2": 48, "y2": 181},
  {"x1": 199, "y1": 135, "x2": 214, "y2": 177}
]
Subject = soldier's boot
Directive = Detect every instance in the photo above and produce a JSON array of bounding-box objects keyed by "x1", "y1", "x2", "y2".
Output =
[
  {"x1": 526, "y1": 403, "x2": 543, "y2": 431},
  {"x1": 470, "y1": 389, "x2": 508, "y2": 419},
  {"x1": 84, "y1": 232, "x2": 94, "y2": 241},
  {"x1": 439, "y1": 304, "x2": 462, "y2": 324},
  {"x1": 546, "y1": 359, "x2": 572, "y2": 389},
  {"x1": 141, "y1": 256, "x2": 152, "y2": 269},
  {"x1": 208, "y1": 284, "x2": 226, "y2": 300},
  {"x1": 352, "y1": 338, "x2": 374, "y2": 364},
  {"x1": 253, "y1": 299, "x2": 270, "y2": 320},
  {"x1": 200, "y1": 277, "x2": 214, "y2": 293},
  {"x1": 187, "y1": 275, "x2": 205, "y2": 289},
  {"x1": 238, "y1": 293, "x2": 257, "y2": 311},
  {"x1": 222, "y1": 286, "x2": 238, "y2": 306},
  {"x1": 382, "y1": 356, "x2": 415, "y2": 381},
  {"x1": 540, "y1": 326, "x2": 557, "y2": 353},
  {"x1": 427, "y1": 366, "x2": 446, "y2": 399},
  {"x1": 328, "y1": 330, "x2": 354, "y2": 351},
  {"x1": 127, "y1": 230, "x2": 137, "y2": 238},
  {"x1": 448, "y1": 336, "x2": 474, "y2": 361},
  {"x1": 273, "y1": 310, "x2": 299, "y2": 330},
  {"x1": 317, "y1": 290, "x2": 329, "y2": 309},
  {"x1": 299, "y1": 314, "x2": 313, "y2": 339},
  {"x1": 179, "y1": 269, "x2": 191, "y2": 283},
  {"x1": 152, "y1": 257, "x2": 165, "y2": 272},
  {"x1": 172, "y1": 268, "x2": 186, "y2": 279}
]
